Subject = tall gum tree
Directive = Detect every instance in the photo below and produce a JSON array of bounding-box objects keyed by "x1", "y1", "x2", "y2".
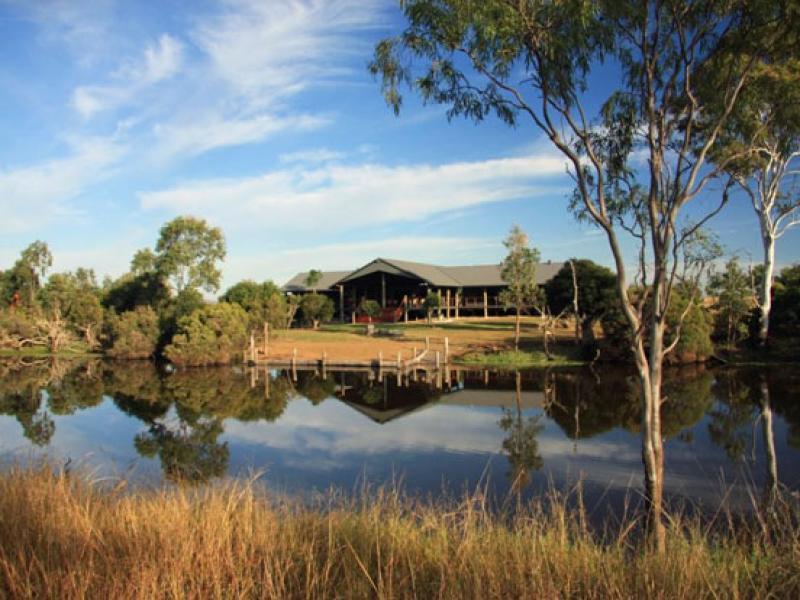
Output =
[
  {"x1": 703, "y1": 56, "x2": 800, "y2": 346},
  {"x1": 370, "y1": 0, "x2": 788, "y2": 551}
]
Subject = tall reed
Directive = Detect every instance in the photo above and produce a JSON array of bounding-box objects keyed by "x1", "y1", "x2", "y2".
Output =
[{"x1": 0, "y1": 465, "x2": 797, "y2": 599}]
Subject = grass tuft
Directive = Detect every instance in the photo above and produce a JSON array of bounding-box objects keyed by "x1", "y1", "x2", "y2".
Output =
[{"x1": 0, "y1": 465, "x2": 798, "y2": 598}]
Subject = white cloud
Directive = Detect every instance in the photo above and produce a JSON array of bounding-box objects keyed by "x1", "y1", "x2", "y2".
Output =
[
  {"x1": 152, "y1": 113, "x2": 330, "y2": 161},
  {"x1": 279, "y1": 148, "x2": 347, "y2": 164},
  {"x1": 139, "y1": 153, "x2": 568, "y2": 236},
  {"x1": 0, "y1": 137, "x2": 126, "y2": 234},
  {"x1": 72, "y1": 33, "x2": 184, "y2": 118},
  {"x1": 192, "y1": 0, "x2": 383, "y2": 108}
]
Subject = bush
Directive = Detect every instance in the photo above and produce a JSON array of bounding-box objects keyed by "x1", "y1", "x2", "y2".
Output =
[
  {"x1": 357, "y1": 299, "x2": 381, "y2": 322},
  {"x1": 299, "y1": 294, "x2": 334, "y2": 329},
  {"x1": 0, "y1": 308, "x2": 39, "y2": 349},
  {"x1": 219, "y1": 280, "x2": 288, "y2": 330},
  {"x1": 164, "y1": 303, "x2": 249, "y2": 367},
  {"x1": 600, "y1": 286, "x2": 713, "y2": 364},
  {"x1": 106, "y1": 307, "x2": 160, "y2": 360}
]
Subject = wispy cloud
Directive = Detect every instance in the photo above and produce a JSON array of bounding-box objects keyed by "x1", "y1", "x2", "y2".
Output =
[
  {"x1": 72, "y1": 33, "x2": 184, "y2": 118},
  {"x1": 139, "y1": 153, "x2": 568, "y2": 236},
  {"x1": 0, "y1": 137, "x2": 126, "y2": 234}
]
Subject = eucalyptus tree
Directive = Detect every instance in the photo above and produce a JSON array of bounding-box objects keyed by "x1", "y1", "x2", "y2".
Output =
[
  {"x1": 705, "y1": 56, "x2": 800, "y2": 346},
  {"x1": 155, "y1": 216, "x2": 226, "y2": 295},
  {"x1": 370, "y1": 0, "x2": 786, "y2": 550},
  {"x1": 499, "y1": 225, "x2": 540, "y2": 350}
]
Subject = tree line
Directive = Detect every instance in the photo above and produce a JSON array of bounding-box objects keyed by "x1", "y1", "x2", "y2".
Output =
[{"x1": 0, "y1": 216, "x2": 335, "y2": 366}]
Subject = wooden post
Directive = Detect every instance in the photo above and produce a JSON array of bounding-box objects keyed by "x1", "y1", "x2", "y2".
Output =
[
  {"x1": 378, "y1": 350, "x2": 383, "y2": 382},
  {"x1": 437, "y1": 289, "x2": 442, "y2": 319},
  {"x1": 484, "y1": 369, "x2": 489, "y2": 386},
  {"x1": 339, "y1": 285, "x2": 345, "y2": 323},
  {"x1": 250, "y1": 366, "x2": 256, "y2": 388},
  {"x1": 381, "y1": 273, "x2": 386, "y2": 308},
  {"x1": 483, "y1": 289, "x2": 488, "y2": 319},
  {"x1": 435, "y1": 351, "x2": 440, "y2": 369},
  {"x1": 397, "y1": 351, "x2": 402, "y2": 369},
  {"x1": 425, "y1": 336, "x2": 430, "y2": 351},
  {"x1": 263, "y1": 322, "x2": 269, "y2": 356},
  {"x1": 445, "y1": 289, "x2": 451, "y2": 319},
  {"x1": 455, "y1": 290, "x2": 460, "y2": 320},
  {"x1": 403, "y1": 294, "x2": 408, "y2": 323},
  {"x1": 292, "y1": 348, "x2": 297, "y2": 381},
  {"x1": 444, "y1": 337, "x2": 449, "y2": 364},
  {"x1": 322, "y1": 350, "x2": 327, "y2": 380},
  {"x1": 351, "y1": 311, "x2": 356, "y2": 324},
  {"x1": 264, "y1": 368, "x2": 270, "y2": 399},
  {"x1": 249, "y1": 333, "x2": 256, "y2": 364},
  {"x1": 412, "y1": 346, "x2": 417, "y2": 361}
]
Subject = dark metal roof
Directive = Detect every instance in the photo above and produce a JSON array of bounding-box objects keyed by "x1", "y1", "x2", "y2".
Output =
[
  {"x1": 283, "y1": 258, "x2": 565, "y2": 291},
  {"x1": 283, "y1": 270, "x2": 352, "y2": 293}
]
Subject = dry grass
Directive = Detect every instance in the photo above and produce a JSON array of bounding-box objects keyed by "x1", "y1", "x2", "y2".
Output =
[
  {"x1": 0, "y1": 465, "x2": 798, "y2": 599},
  {"x1": 267, "y1": 317, "x2": 579, "y2": 363}
]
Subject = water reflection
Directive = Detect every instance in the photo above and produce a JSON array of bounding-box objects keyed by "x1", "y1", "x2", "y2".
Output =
[{"x1": 0, "y1": 358, "x2": 798, "y2": 507}]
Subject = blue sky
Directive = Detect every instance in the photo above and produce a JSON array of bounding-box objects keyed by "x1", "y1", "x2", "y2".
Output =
[{"x1": 1, "y1": 0, "x2": 797, "y2": 291}]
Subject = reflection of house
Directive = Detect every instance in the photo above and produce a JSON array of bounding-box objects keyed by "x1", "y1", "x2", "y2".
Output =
[{"x1": 284, "y1": 257, "x2": 564, "y2": 322}]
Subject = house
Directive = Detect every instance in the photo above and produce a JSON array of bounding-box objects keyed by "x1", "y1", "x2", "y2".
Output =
[{"x1": 283, "y1": 257, "x2": 564, "y2": 323}]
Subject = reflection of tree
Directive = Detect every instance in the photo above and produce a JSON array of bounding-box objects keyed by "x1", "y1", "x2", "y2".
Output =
[
  {"x1": 708, "y1": 370, "x2": 757, "y2": 463},
  {"x1": 0, "y1": 359, "x2": 100, "y2": 446},
  {"x1": 547, "y1": 367, "x2": 714, "y2": 442},
  {"x1": 163, "y1": 369, "x2": 290, "y2": 422},
  {"x1": 134, "y1": 415, "x2": 229, "y2": 483},
  {"x1": 708, "y1": 369, "x2": 790, "y2": 503},
  {"x1": 46, "y1": 362, "x2": 104, "y2": 415},
  {"x1": 295, "y1": 371, "x2": 336, "y2": 405},
  {"x1": 499, "y1": 372, "x2": 544, "y2": 493}
]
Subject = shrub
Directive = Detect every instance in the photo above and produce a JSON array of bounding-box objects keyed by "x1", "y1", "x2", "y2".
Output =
[
  {"x1": 106, "y1": 306, "x2": 160, "y2": 360},
  {"x1": 299, "y1": 294, "x2": 334, "y2": 329},
  {"x1": 164, "y1": 303, "x2": 248, "y2": 367}
]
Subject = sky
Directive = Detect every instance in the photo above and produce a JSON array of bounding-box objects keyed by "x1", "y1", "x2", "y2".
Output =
[{"x1": 1, "y1": 0, "x2": 797, "y2": 291}]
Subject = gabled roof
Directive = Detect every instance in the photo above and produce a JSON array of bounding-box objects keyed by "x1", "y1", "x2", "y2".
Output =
[
  {"x1": 283, "y1": 270, "x2": 352, "y2": 293},
  {"x1": 282, "y1": 258, "x2": 565, "y2": 291},
  {"x1": 337, "y1": 258, "x2": 462, "y2": 287}
]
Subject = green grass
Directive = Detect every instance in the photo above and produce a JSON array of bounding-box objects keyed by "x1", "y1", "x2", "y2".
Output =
[
  {"x1": 0, "y1": 465, "x2": 798, "y2": 599},
  {"x1": 0, "y1": 346, "x2": 100, "y2": 358},
  {"x1": 457, "y1": 348, "x2": 586, "y2": 367}
]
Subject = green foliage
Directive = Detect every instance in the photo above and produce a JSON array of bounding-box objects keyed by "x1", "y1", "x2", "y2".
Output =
[
  {"x1": 154, "y1": 216, "x2": 226, "y2": 294},
  {"x1": 102, "y1": 272, "x2": 170, "y2": 313},
  {"x1": 357, "y1": 299, "x2": 381, "y2": 321},
  {"x1": 601, "y1": 286, "x2": 713, "y2": 364},
  {"x1": 220, "y1": 280, "x2": 287, "y2": 330},
  {"x1": 423, "y1": 290, "x2": 440, "y2": 324},
  {"x1": 164, "y1": 303, "x2": 249, "y2": 367},
  {"x1": 304, "y1": 269, "x2": 323, "y2": 290},
  {"x1": 707, "y1": 258, "x2": 753, "y2": 347},
  {"x1": 157, "y1": 289, "x2": 206, "y2": 352},
  {"x1": 1, "y1": 240, "x2": 53, "y2": 307},
  {"x1": 41, "y1": 270, "x2": 104, "y2": 347},
  {"x1": 499, "y1": 226, "x2": 540, "y2": 313},
  {"x1": 771, "y1": 264, "x2": 800, "y2": 338},
  {"x1": 299, "y1": 294, "x2": 335, "y2": 329},
  {"x1": 499, "y1": 409, "x2": 543, "y2": 492},
  {"x1": 545, "y1": 260, "x2": 617, "y2": 334},
  {"x1": 106, "y1": 306, "x2": 160, "y2": 359}
]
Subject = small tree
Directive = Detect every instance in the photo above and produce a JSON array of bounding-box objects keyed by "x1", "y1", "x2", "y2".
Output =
[
  {"x1": 707, "y1": 258, "x2": 753, "y2": 347},
  {"x1": 220, "y1": 280, "x2": 287, "y2": 330},
  {"x1": 164, "y1": 303, "x2": 249, "y2": 367},
  {"x1": 299, "y1": 294, "x2": 334, "y2": 329},
  {"x1": 545, "y1": 259, "x2": 617, "y2": 345},
  {"x1": 304, "y1": 269, "x2": 323, "y2": 292},
  {"x1": 154, "y1": 216, "x2": 226, "y2": 295},
  {"x1": 106, "y1": 306, "x2": 160, "y2": 360},
  {"x1": 498, "y1": 226, "x2": 540, "y2": 351},
  {"x1": 358, "y1": 299, "x2": 382, "y2": 323},
  {"x1": 423, "y1": 291, "x2": 440, "y2": 325}
]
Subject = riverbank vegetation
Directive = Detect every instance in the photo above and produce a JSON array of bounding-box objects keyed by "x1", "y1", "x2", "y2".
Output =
[{"x1": 0, "y1": 465, "x2": 797, "y2": 599}]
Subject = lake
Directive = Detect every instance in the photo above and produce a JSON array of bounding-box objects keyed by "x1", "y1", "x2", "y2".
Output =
[{"x1": 1, "y1": 359, "x2": 798, "y2": 514}]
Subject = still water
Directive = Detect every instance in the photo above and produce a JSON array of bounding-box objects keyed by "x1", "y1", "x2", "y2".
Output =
[{"x1": 1, "y1": 359, "x2": 798, "y2": 512}]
